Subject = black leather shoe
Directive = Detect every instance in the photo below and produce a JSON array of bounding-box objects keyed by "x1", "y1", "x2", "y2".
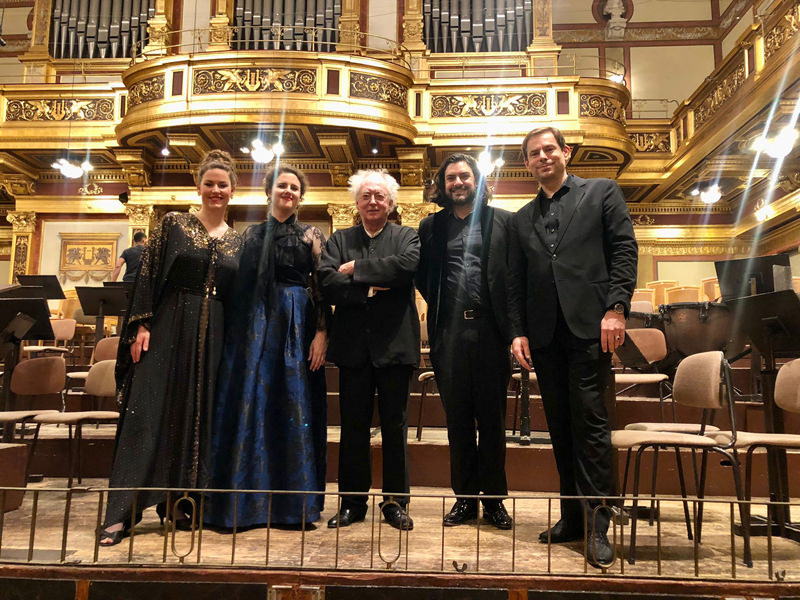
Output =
[
  {"x1": 443, "y1": 499, "x2": 478, "y2": 526},
  {"x1": 538, "y1": 519, "x2": 584, "y2": 543},
  {"x1": 587, "y1": 531, "x2": 614, "y2": 568},
  {"x1": 483, "y1": 502, "x2": 512, "y2": 530},
  {"x1": 327, "y1": 507, "x2": 367, "y2": 528},
  {"x1": 382, "y1": 504, "x2": 414, "y2": 530}
]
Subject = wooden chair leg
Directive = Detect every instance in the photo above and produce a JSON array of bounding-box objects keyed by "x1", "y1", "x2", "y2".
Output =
[
  {"x1": 673, "y1": 446, "x2": 693, "y2": 540},
  {"x1": 67, "y1": 423, "x2": 75, "y2": 488},
  {"x1": 24, "y1": 424, "x2": 42, "y2": 483},
  {"x1": 76, "y1": 422, "x2": 84, "y2": 485}
]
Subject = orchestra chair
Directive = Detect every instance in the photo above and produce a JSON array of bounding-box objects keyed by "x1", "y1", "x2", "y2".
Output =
[
  {"x1": 792, "y1": 277, "x2": 800, "y2": 294},
  {"x1": 630, "y1": 299, "x2": 655, "y2": 314},
  {"x1": 28, "y1": 360, "x2": 119, "y2": 487},
  {"x1": 645, "y1": 280, "x2": 678, "y2": 307},
  {"x1": 9, "y1": 356, "x2": 67, "y2": 412},
  {"x1": 415, "y1": 370, "x2": 436, "y2": 441},
  {"x1": 711, "y1": 358, "x2": 800, "y2": 538},
  {"x1": 665, "y1": 285, "x2": 701, "y2": 303},
  {"x1": 23, "y1": 318, "x2": 77, "y2": 362},
  {"x1": 631, "y1": 288, "x2": 655, "y2": 307},
  {"x1": 419, "y1": 319, "x2": 431, "y2": 368},
  {"x1": 67, "y1": 336, "x2": 119, "y2": 390},
  {"x1": 614, "y1": 329, "x2": 674, "y2": 422},
  {"x1": 701, "y1": 277, "x2": 721, "y2": 302},
  {"x1": 611, "y1": 350, "x2": 751, "y2": 566},
  {"x1": 509, "y1": 370, "x2": 539, "y2": 435}
]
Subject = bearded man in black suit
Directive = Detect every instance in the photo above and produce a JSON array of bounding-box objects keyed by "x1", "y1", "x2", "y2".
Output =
[{"x1": 508, "y1": 126, "x2": 638, "y2": 567}]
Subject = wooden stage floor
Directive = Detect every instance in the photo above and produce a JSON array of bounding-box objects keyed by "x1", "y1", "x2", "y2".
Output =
[{"x1": 1, "y1": 478, "x2": 799, "y2": 584}]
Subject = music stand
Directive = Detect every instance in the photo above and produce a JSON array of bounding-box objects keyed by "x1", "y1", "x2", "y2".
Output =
[
  {"x1": 727, "y1": 290, "x2": 800, "y2": 542},
  {"x1": 715, "y1": 253, "x2": 791, "y2": 303},
  {"x1": 0, "y1": 285, "x2": 45, "y2": 299},
  {"x1": 75, "y1": 286, "x2": 129, "y2": 345},
  {"x1": 16, "y1": 275, "x2": 66, "y2": 300}
]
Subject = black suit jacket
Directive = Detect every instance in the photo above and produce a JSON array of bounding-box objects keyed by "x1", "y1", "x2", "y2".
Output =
[
  {"x1": 319, "y1": 222, "x2": 420, "y2": 368},
  {"x1": 417, "y1": 204, "x2": 512, "y2": 353},
  {"x1": 508, "y1": 174, "x2": 638, "y2": 349}
]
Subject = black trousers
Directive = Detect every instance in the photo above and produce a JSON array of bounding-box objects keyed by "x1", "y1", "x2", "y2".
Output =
[
  {"x1": 337, "y1": 364, "x2": 412, "y2": 510},
  {"x1": 530, "y1": 310, "x2": 613, "y2": 534},
  {"x1": 432, "y1": 315, "x2": 510, "y2": 502}
]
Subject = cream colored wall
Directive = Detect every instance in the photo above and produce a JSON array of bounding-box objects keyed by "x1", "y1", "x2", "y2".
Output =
[
  {"x1": 0, "y1": 261, "x2": 10, "y2": 286},
  {"x1": 630, "y1": 45, "x2": 715, "y2": 101},
  {"x1": 629, "y1": 0, "x2": 712, "y2": 22},
  {"x1": 721, "y1": 9, "x2": 754, "y2": 57},
  {"x1": 368, "y1": 0, "x2": 399, "y2": 47},
  {"x1": 180, "y1": 0, "x2": 212, "y2": 52},
  {"x1": 552, "y1": 0, "x2": 596, "y2": 24},
  {"x1": 40, "y1": 220, "x2": 129, "y2": 290},
  {"x1": 656, "y1": 260, "x2": 718, "y2": 287},
  {"x1": 0, "y1": 58, "x2": 24, "y2": 84},
  {"x1": 559, "y1": 47, "x2": 600, "y2": 77},
  {"x1": 720, "y1": 0, "x2": 735, "y2": 13}
]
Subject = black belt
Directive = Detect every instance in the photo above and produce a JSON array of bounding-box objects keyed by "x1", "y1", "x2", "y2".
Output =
[{"x1": 461, "y1": 308, "x2": 488, "y2": 320}]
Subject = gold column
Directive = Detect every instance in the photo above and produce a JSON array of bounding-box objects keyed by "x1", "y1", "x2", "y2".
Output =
[
  {"x1": 337, "y1": 0, "x2": 362, "y2": 53},
  {"x1": 208, "y1": 0, "x2": 234, "y2": 51},
  {"x1": 397, "y1": 203, "x2": 434, "y2": 231},
  {"x1": 527, "y1": 0, "x2": 560, "y2": 76},
  {"x1": 7, "y1": 212, "x2": 37, "y2": 284},
  {"x1": 143, "y1": 0, "x2": 174, "y2": 56},
  {"x1": 327, "y1": 205, "x2": 358, "y2": 233},
  {"x1": 124, "y1": 205, "x2": 155, "y2": 243},
  {"x1": 402, "y1": 0, "x2": 426, "y2": 52},
  {"x1": 18, "y1": 0, "x2": 56, "y2": 83}
]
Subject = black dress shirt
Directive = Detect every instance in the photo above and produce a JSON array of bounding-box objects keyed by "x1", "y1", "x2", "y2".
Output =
[
  {"x1": 537, "y1": 175, "x2": 572, "y2": 252},
  {"x1": 445, "y1": 210, "x2": 484, "y2": 311}
]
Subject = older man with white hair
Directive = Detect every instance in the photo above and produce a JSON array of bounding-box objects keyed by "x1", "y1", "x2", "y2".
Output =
[{"x1": 319, "y1": 169, "x2": 420, "y2": 530}]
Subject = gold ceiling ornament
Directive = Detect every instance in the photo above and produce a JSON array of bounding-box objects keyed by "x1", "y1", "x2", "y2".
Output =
[
  {"x1": 693, "y1": 62, "x2": 746, "y2": 129},
  {"x1": 350, "y1": 72, "x2": 408, "y2": 109},
  {"x1": 124, "y1": 204, "x2": 154, "y2": 226},
  {"x1": 78, "y1": 182, "x2": 104, "y2": 196},
  {"x1": 579, "y1": 94, "x2": 626, "y2": 124},
  {"x1": 765, "y1": 2, "x2": 800, "y2": 60},
  {"x1": 192, "y1": 68, "x2": 317, "y2": 94},
  {"x1": 430, "y1": 93, "x2": 546, "y2": 118},
  {"x1": 629, "y1": 132, "x2": 671, "y2": 153},
  {"x1": 6, "y1": 211, "x2": 37, "y2": 234},
  {"x1": 127, "y1": 75, "x2": 166, "y2": 108},
  {"x1": 632, "y1": 214, "x2": 655, "y2": 226},
  {"x1": 0, "y1": 175, "x2": 36, "y2": 196},
  {"x1": 6, "y1": 98, "x2": 115, "y2": 122}
]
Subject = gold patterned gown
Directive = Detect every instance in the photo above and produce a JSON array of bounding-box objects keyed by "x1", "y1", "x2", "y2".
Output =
[{"x1": 104, "y1": 212, "x2": 242, "y2": 528}]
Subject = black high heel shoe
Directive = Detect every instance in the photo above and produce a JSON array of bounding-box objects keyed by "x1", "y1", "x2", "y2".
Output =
[
  {"x1": 98, "y1": 526, "x2": 127, "y2": 546},
  {"x1": 156, "y1": 502, "x2": 194, "y2": 531}
]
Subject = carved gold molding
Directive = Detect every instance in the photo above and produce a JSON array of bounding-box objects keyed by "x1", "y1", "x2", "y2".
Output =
[
  {"x1": 7, "y1": 211, "x2": 37, "y2": 234},
  {"x1": 127, "y1": 75, "x2": 166, "y2": 108},
  {"x1": 397, "y1": 202, "x2": 434, "y2": 229},
  {"x1": 192, "y1": 68, "x2": 317, "y2": 94},
  {"x1": 350, "y1": 72, "x2": 408, "y2": 109},
  {"x1": 6, "y1": 98, "x2": 115, "y2": 121},
  {"x1": 637, "y1": 241, "x2": 751, "y2": 256},
  {"x1": 124, "y1": 204, "x2": 154, "y2": 227},
  {"x1": 0, "y1": 175, "x2": 36, "y2": 196},
  {"x1": 11, "y1": 235, "x2": 30, "y2": 283},
  {"x1": 765, "y1": 3, "x2": 800, "y2": 60},
  {"x1": 632, "y1": 214, "x2": 655, "y2": 226},
  {"x1": 694, "y1": 63, "x2": 746, "y2": 129},
  {"x1": 78, "y1": 183, "x2": 104, "y2": 196},
  {"x1": 629, "y1": 132, "x2": 671, "y2": 153},
  {"x1": 431, "y1": 93, "x2": 546, "y2": 118},
  {"x1": 327, "y1": 204, "x2": 358, "y2": 231},
  {"x1": 579, "y1": 94, "x2": 626, "y2": 124}
]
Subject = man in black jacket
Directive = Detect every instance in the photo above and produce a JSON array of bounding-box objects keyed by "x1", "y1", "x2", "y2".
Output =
[
  {"x1": 320, "y1": 169, "x2": 420, "y2": 531},
  {"x1": 417, "y1": 153, "x2": 513, "y2": 530},
  {"x1": 508, "y1": 126, "x2": 638, "y2": 567}
]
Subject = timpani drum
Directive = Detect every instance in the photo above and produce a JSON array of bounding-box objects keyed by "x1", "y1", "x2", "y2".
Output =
[{"x1": 659, "y1": 302, "x2": 743, "y2": 357}]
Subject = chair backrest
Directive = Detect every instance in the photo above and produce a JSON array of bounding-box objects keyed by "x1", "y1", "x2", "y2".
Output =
[
  {"x1": 665, "y1": 285, "x2": 701, "y2": 303},
  {"x1": 645, "y1": 280, "x2": 678, "y2": 306},
  {"x1": 673, "y1": 350, "x2": 725, "y2": 409},
  {"x1": 793, "y1": 277, "x2": 800, "y2": 294},
  {"x1": 57, "y1": 298, "x2": 82, "y2": 320},
  {"x1": 625, "y1": 328, "x2": 667, "y2": 364},
  {"x1": 94, "y1": 336, "x2": 120, "y2": 362},
  {"x1": 630, "y1": 299, "x2": 654, "y2": 313},
  {"x1": 775, "y1": 358, "x2": 800, "y2": 414},
  {"x1": 84, "y1": 359, "x2": 118, "y2": 398},
  {"x1": 49, "y1": 318, "x2": 77, "y2": 342},
  {"x1": 420, "y1": 318, "x2": 429, "y2": 345},
  {"x1": 701, "y1": 277, "x2": 720, "y2": 302},
  {"x1": 631, "y1": 288, "x2": 655, "y2": 305},
  {"x1": 10, "y1": 356, "x2": 66, "y2": 396}
]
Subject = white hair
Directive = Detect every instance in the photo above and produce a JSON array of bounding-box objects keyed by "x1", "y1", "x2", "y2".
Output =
[{"x1": 348, "y1": 169, "x2": 399, "y2": 208}]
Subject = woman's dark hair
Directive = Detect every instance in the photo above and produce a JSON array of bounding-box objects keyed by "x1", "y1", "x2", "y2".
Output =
[
  {"x1": 197, "y1": 149, "x2": 237, "y2": 187},
  {"x1": 264, "y1": 164, "x2": 308, "y2": 199}
]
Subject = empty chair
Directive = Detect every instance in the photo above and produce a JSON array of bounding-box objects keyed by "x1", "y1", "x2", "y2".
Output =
[
  {"x1": 613, "y1": 328, "x2": 674, "y2": 422},
  {"x1": 9, "y1": 356, "x2": 67, "y2": 411},
  {"x1": 415, "y1": 370, "x2": 436, "y2": 441},
  {"x1": 701, "y1": 277, "x2": 721, "y2": 302},
  {"x1": 665, "y1": 285, "x2": 701, "y2": 303},
  {"x1": 631, "y1": 288, "x2": 655, "y2": 306},
  {"x1": 630, "y1": 299, "x2": 655, "y2": 314},
  {"x1": 645, "y1": 280, "x2": 678, "y2": 307},
  {"x1": 509, "y1": 370, "x2": 539, "y2": 434},
  {"x1": 23, "y1": 318, "x2": 77, "y2": 360},
  {"x1": 67, "y1": 336, "x2": 120, "y2": 389}
]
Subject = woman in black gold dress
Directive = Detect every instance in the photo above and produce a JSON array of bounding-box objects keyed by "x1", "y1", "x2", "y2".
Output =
[
  {"x1": 100, "y1": 150, "x2": 243, "y2": 545},
  {"x1": 205, "y1": 164, "x2": 329, "y2": 528}
]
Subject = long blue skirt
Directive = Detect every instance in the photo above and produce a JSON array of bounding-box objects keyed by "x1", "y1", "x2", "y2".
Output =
[{"x1": 206, "y1": 283, "x2": 327, "y2": 527}]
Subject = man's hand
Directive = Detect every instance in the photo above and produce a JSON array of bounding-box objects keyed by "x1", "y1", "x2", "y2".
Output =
[
  {"x1": 308, "y1": 330, "x2": 328, "y2": 371},
  {"x1": 338, "y1": 260, "x2": 355, "y2": 275},
  {"x1": 600, "y1": 310, "x2": 626, "y2": 353},
  {"x1": 511, "y1": 336, "x2": 532, "y2": 371},
  {"x1": 131, "y1": 325, "x2": 150, "y2": 363}
]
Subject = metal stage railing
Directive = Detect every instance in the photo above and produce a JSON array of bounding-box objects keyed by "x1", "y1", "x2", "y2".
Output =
[{"x1": 0, "y1": 484, "x2": 797, "y2": 582}]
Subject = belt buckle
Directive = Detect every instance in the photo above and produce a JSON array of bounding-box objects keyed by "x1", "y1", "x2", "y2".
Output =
[{"x1": 463, "y1": 309, "x2": 475, "y2": 320}]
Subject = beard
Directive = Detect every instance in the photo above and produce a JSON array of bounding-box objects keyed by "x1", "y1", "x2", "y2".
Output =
[{"x1": 448, "y1": 186, "x2": 477, "y2": 206}]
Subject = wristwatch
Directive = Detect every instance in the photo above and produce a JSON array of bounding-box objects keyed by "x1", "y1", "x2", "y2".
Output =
[{"x1": 612, "y1": 302, "x2": 625, "y2": 315}]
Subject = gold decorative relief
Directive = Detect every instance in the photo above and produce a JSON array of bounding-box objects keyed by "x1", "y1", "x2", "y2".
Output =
[
  {"x1": 350, "y1": 73, "x2": 408, "y2": 109},
  {"x1": 431, "y1": 93, "x2": 546, "y2": 118},
  {"x1": 6, "y1": 98, "x2": 114, "y2": 121},
  {"x1": 403, "y1": 20, "x2": 423, "y2": 43},
  {"x1": 694, "y1": 63, "x2": 745, "y2": 129},
  {"x1": 632, "y1": 214, "x2": 655, "y2": 226},
  {"x1": 0, "y1": 175, "x2": 35, "y2": 196},
  {"x1": 78, "y1": 183, "x2": 104, "y2": 196},
  {"x1": 327, "y1": 204, "x2": 358, "y2": 230},
  {"x1": 58, "y1": 233, "x2": 119, "y2": 283},
  {"x1": 12, "y1": 236, "x2": 29, "y2": 281},
  {"x1": 124, "y1": 204, "x2": 154, "y2": 227},
  {"x1": 396, "y1": 203, "x2": 434, "y2": 229},
  {"x1": 765, "y1": 3, "x2": 800, "y2": 60},
  {"x1": 638, "y1": 241, "x2": 751, "y2": 256},
  {"x1": 127, "y1": 75, "x2": 166, "y2": 108},
  {"x1": 193, "y1": 68, "x2": 317, "y2": 94},
  {"x1": 579, "y1": 94, "x2": 626, "y2": 124},
  {"x1": 6, "y1": 211, "x2": 37, "y2": 233},
  {"x1": 629, "y1": 132, "x2": 671, "y2": 153}
]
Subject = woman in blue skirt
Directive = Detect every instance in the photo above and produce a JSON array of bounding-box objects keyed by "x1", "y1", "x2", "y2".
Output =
[{"x1": 206, "y1": 164, "x2": 330, "y2": 528}]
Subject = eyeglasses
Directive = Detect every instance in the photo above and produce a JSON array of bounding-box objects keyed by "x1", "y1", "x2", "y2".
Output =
[{"x1": 358, "y1": 191, "x2": 388, "y2": 203}]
